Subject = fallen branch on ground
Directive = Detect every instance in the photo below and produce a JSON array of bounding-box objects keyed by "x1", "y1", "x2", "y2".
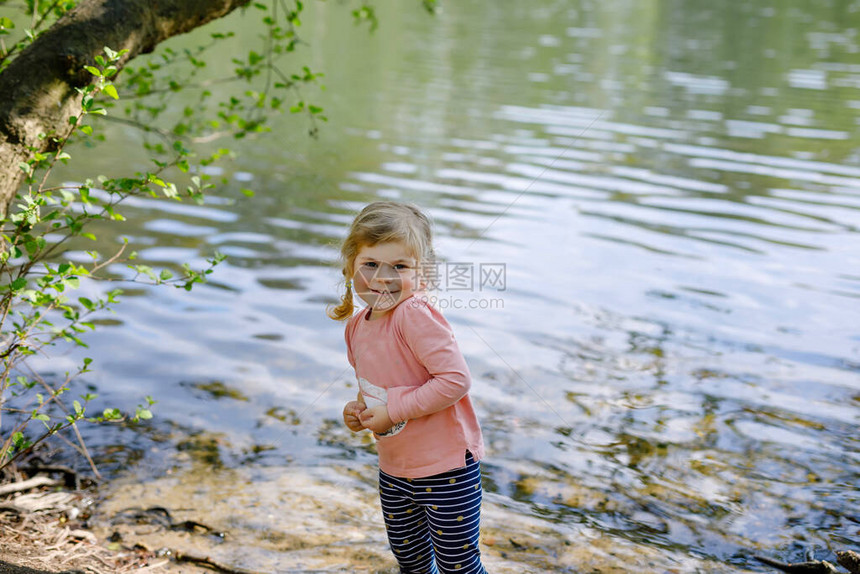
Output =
[{"x1": 0, "y1": 475, "x2": 60, "y2": 496}]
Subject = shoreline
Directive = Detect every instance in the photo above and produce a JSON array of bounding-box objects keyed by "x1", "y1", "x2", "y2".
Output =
[{"x1": 2, "y1": 461, "x2": 772, "y2": 574}]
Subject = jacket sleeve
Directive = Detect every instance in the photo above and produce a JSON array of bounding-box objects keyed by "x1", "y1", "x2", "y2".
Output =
[{"x1": 386, "y1": 300, "x2": 471, "y2": 423}]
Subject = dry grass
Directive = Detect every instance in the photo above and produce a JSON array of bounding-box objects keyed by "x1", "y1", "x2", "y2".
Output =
[{"x1": 0, "y1": 481, "x2": 167, "y2": 574}]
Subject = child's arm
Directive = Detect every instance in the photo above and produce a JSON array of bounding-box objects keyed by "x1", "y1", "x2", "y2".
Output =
[{"x1": 385, "y1": 301, "x2": 471, "y2": 424}]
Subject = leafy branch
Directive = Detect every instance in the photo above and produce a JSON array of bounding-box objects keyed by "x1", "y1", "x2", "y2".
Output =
[
  {"x1": 0, "y1": 46, "x2": 222, "y2": 471},
  {"x1": 0, "y1": 0, "x2": 78, "y2": 72},
  {"x1": 0, "y1": 0, "x2": 436, "y2": 474}
]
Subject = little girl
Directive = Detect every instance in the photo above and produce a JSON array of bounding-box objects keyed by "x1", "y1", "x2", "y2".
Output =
[{"x1": 330, "y1": 201, "x2": 488, "y2": 574}]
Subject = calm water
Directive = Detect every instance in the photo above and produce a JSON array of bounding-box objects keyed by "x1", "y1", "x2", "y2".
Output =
[{"x1": 28, "y1": 0, "x2": 860, "y2": 572}]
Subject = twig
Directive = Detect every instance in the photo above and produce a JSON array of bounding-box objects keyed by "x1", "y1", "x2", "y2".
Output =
[
  {"x1": 32, "y1": 0, "x2": 64, "y2": 32},
  {"x1": 100, "y1": 114, "x2": 182, "y2": 144},
  {"x1": 754, "y1": 555, "x2": 839, "y2": 573},
  {"x1": 191, "y1": 130, "x2": 231, "y2": 144},
  {"x1": 54, "y1": 425, "x2": 101, "y2": 481},
  {"x1": 174, "y1": 551, "x2": 265, "y2": 574},
  {"x1": 90, "y1": 241, "x2": 128, "y2": 275},
  {"x1": 30, "y1": 371, "x2": 101, "y2": 480},
  {"x1": 118, "y1": 74, "x2": 241, "y2": 100},
  {"x1": 133, "y1": 559, "x2": 170, "y2": 573},
  {"x1": 0, "y1": 474, "x2": 59, "y2": 496},
  {"x1": 0, "y1": 343, "x2": 18, "y2": 359}
]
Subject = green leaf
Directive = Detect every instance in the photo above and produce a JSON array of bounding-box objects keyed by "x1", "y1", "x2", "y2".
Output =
[
  {"x1": 84, "y1": 65, "x2": 102, "y2": 77},
  {"x1": 133, "y1": 265, "x2": 156, "y2": 280},
  {"x1": 102, "y1": 408, "x2": 122, "y2": 421},
  {"x1": 241, "y1": 188, "x2": 255, "y2": 198},
  {"x1": 103, "y1": 84, "x2": 119, "y2": 99}
]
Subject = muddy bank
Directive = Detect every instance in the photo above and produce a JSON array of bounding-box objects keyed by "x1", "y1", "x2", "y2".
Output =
[{"x1": 88, "y1": 461, "x2": 758, "y2": 573}]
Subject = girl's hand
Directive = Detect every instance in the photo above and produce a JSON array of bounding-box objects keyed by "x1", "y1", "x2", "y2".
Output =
[
  {"x1": 343, "y1": 400, "x2": 367, "y2": 432},
  {"x1": 359, "y1": 405, "x2": 394, "y2": 434}
]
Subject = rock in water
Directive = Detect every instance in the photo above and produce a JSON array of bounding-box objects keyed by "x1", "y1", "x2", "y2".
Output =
[
  {"x1": 836, "y1": 550, "x2": 860, "y2": 574},
  {"x1": 754, "y1": 555, "x2": 839, "y2": 574}
]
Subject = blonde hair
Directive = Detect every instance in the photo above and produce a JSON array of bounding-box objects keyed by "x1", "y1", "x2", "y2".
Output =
[{"x1": 328, "y1": 201, "x2": 435, "y2": 321}]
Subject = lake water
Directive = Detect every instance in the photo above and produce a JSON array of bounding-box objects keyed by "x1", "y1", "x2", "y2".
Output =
[{"x1": 30, "y1": 0, "x2": 860, "y2": 572}]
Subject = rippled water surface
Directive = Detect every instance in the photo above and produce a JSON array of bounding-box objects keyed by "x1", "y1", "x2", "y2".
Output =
[{"x1": 34, "y1": 0, "x2": 860, "y2": 572}]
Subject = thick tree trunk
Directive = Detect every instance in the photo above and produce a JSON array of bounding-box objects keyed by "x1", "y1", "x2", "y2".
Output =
[{"x1": 0, "y1": 0, "x2": 251, "y2": 218}]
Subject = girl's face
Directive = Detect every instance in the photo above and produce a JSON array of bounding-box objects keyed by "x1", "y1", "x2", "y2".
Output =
[{"x1": 352, "y1": 241, "x2": 422, "y2": 319}]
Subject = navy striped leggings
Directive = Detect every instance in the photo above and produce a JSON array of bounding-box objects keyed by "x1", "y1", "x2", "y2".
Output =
[{"x1": 379, "y1": 453, "x2": 488, "y2": 574}]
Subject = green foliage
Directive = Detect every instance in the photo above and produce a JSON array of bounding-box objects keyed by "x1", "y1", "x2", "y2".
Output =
[
  {"x1": 0, "y1": 0, "x2": 79, "y2": 73},
  {"x1": 352, "y1": 3, "x2": 379, "y2": 32},
  {"x1": 421, "y1": 0, "x2": 440, "y2": 15},
  {"x1": 0, "y1": 0, "x2": 322, "y2": 474},
  {"x1": 0, "y1": 46, "x2": 191, "y2": 472},
  {"x1": 0, "y1": 43, "x2": 233, "y2": 472},
  {"x1": 119, "y1": 0, "x2": 328, "y2": 143},
  {"x1": 0, "y1": 0, "x2": 436, "y2": 473}
]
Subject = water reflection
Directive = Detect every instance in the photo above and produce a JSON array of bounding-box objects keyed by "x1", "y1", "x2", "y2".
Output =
[
  {"x1": 28, "y1": 0, "x2": 860, "y2": 571},
  {"x1": 509, "y1": 319, "x2": 857, "y2": 566}
]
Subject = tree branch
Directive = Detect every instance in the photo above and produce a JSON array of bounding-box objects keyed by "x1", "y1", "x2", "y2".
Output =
[{"x1": 0, "y1": 0, "x2": 252, "y2": 217}]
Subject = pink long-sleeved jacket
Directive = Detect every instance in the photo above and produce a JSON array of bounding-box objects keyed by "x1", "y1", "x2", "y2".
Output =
[{"x1": 345, "y1": 294, "x2": 485, "y2": 478}]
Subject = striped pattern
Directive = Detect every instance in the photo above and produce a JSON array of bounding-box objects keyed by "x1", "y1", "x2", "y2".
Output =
[{"x1": 379, "y1": 454, "x2": 488, "y2": 574}]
